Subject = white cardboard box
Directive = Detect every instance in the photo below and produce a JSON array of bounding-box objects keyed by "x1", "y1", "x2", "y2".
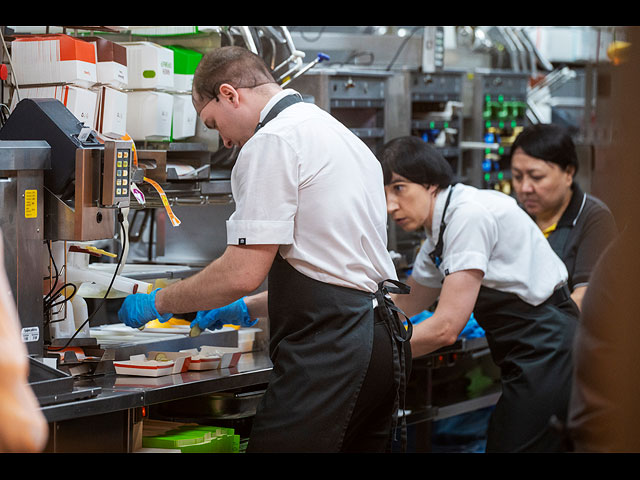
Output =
[
  {"x1": 126, "y1": 91, "x2": 174, "y2": 141},
  {"x1": 171, "y1": 94, "x2": 197, "y2": 140},
  {"x1": 94, "y1": 86, "x2": 128, "y2": 138},
  {"x1": 82, "y1": 37, "x2": 128, "y2": 89},
  {"x1": 12, "y1": 34, "x2": 97, "y2": 88},
  {"x1": 121, "y1": 41, "x2": 174, "y2": 90},
  {"x1": 13, "y1": 85, "x2": 97, "y2": 129}
]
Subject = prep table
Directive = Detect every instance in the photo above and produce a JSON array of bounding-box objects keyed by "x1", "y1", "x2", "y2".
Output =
[{"x1": 40, "y1": 349, "x2": 272, "y2": 453}]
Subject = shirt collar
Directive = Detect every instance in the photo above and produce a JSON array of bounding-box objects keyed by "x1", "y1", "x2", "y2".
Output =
[
  {"x1": 557, "y1": 182, "x2": 586, "y2": 228},
  {"x1": 258, "y1": 89, "x2": 301, "y2": 124}
]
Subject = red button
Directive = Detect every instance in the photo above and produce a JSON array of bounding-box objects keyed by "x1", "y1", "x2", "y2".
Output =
[{"x1": 0, "y1": 64, "x2": 7, "y2": 81}]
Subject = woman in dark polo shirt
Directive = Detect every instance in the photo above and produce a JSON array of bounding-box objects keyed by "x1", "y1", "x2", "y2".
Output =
[{"x1": 510, "y1": 124, "x2": 618, "y2": 310}]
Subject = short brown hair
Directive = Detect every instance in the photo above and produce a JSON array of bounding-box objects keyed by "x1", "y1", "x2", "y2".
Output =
[{"x1": 193, "y1": 46, "x2": 276, "y2": 104}]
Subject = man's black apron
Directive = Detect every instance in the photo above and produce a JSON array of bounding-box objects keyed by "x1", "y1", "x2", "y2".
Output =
[
  {"x1": 431, "y1": 185, "x2": 579, "y2": 453},
  {"x1": 246, "y1": 94, "x2": 412, "y2": 452}
]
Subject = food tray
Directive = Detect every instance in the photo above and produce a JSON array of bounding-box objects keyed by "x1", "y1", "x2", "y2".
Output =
[
  {"x1": 113, "y1": 353, "x2": 189, "y2": 377},
  {"x1": 187, "y1": 354, "x2": 221, "y2": 371},
  {"x1": 198, "y1": 346, "x2": 242, "y2": 369}
]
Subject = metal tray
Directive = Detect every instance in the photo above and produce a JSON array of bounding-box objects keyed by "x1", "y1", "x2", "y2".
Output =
[{"x1": 154, "y1": 388, "x2": 266, "y2": 420}]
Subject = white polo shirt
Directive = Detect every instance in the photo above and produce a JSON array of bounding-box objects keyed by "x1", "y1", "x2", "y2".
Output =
[
  {"x1": 412, "y1": 183, "x2": 568, "y2": 306},
  {"x1": 226, "y1": 90, "x2": 397, "y2": 293}
]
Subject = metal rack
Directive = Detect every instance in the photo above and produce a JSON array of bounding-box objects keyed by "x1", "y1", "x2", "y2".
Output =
[{"x1": 288, "y1": 68, "x2": 391, "y2": 154}]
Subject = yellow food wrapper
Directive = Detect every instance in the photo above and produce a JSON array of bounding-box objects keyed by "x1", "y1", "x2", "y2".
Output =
[{"x1": 143, "y1": 177, "x2": 181, "y2": 227}]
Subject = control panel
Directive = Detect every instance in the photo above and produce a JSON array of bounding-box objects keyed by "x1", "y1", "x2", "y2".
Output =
[{"x1": 102, "y1": 140, "x2": 133, "y2": 207}]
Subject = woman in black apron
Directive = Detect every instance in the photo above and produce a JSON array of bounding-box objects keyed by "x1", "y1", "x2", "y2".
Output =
[{"x1": 380, "y1": 136, "x2": 579, "y2": 452}]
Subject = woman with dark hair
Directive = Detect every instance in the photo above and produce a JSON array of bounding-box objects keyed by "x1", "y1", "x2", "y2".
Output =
[
  {"x1": 381, "y1": 136, "x2": 579, "y2": 452},
  {"x1": 510, "y1": 124, "x2": 617, "y2": 309}
]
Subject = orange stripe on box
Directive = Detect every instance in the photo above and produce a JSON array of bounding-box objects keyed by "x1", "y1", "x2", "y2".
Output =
[{"x1": 14, "y1": 34, "x2": 96, "y2": 64}]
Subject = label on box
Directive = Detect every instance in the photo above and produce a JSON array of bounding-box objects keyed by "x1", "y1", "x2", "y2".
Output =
[{"x1": 21, "y1": 326, "x2": 40, "y2": 343}]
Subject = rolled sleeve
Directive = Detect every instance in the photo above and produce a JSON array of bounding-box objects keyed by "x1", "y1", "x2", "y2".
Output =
[
  {"x1": 440, "y1": 204, "x2": 496, "y2": 276},
  {"x1": 442, "y1": 251, "x2": 489, "y2": 275},
  {"x1": 227, "y1": 133, "x2": 299, "y2": 246},
  {"x1": 226, "y1": 219, "x2": 293, "y2": 246}
]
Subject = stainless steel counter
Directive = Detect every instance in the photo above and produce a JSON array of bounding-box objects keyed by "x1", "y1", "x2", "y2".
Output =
[{"x1": 41, "y1": 351, "x2": 273, "y2": 424}]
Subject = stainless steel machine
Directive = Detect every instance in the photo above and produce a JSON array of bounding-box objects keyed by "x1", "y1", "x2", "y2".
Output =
[
  {"x1": 0, "y1": 136, "x2": 50, "y2": 356},
  {"x1": 0, "y1": 97, "x2": 146, "y2": 403},
  {"x1": 0, "y1": 98, "x2": 137, "y2": 352}
]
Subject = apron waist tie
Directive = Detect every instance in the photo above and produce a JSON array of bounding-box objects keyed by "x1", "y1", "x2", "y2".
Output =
[
  {"x1": 545, "y1": 283, "x2": 572, "y2": 306},
  {"x1": 375, "y1": 279, "x2": 412, "y2": 452}
]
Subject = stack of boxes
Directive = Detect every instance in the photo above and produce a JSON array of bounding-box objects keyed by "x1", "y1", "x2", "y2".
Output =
[
  {"x1": 121, "y1": 41, "x2": 175, "y2": 142},
  {"x1": 83, "y1": 37, "x2": 129, "y2": 139},
  {"x1": 9, "y1": 34, "x2": 203, "y2": 144},
  {"x1": 10, "y1": 34, "x2": 101, "y2": 130},
  {"x1": 166, "y1": 45, "x2": 202, "y2": 141}
]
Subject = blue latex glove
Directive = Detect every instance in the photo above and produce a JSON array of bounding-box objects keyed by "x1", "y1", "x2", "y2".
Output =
[
  {"x1": 191, "y1": 297, "x2": 257, "y2": 332},
  {"x1": 407, "y1": 310, "x2": 485, "y2": 340},
  {"x1": 118, "y1": 288, "x2": 172, "y2": 328}
]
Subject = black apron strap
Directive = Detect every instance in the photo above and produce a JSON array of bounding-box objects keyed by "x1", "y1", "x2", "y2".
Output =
[
  {"x1": 429, "y1": 185, "x2": 455, "y2": 268},
  {"x1": 254, "y1": 93, "x2": 303, "y2": 132},
  {"x1": 375, "y1": 279, "x2": 412, "y2": 451}
]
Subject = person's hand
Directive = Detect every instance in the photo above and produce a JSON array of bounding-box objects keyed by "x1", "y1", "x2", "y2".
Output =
[
  {"x1": 191, "y1": 297, "x2": 257, "y2": 332},
  {"x1": 118, "y1": 288, "x2": 172, "y2": 328}
]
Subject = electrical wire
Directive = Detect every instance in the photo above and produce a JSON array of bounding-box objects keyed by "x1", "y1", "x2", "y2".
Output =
[
  {"x1": 44, "y1": 283, "x2": 77, "y2": 314},
  {"x1": 44, "y1": 240, "x2": 60, "y2": 304},
  {"x1": 42, "y1": 240, "x2": 79, "y2": 324},
  {"x1": 47, "y1": 209, "x2": 127, "y2": 352}
]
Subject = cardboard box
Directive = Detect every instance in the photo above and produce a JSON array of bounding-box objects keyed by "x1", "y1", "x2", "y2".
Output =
[
  {"x1": 121, "y1": 41, "x2": 174, "y2": 90},
  {"x1": 94, "y1": 85, "x2": 128, "y2": 138},
  {"x1": 81, "y1": 36, "x2": 128, "y2": 89},
  {"x1": 11, "y1": 34, "x2": 97, "y2": 87},
  {"x1": 12, "y1": 85, "x2": 97, "y2": 129},
  {"x1": 171, "y1": 94, "x2": 197, "y2": 140},
  {"x1": 166, "y1": 45, "x2": 202, "y2": 92},
  {"x1": 126, "y1": 91, "x2": 174, "y2": 141}
]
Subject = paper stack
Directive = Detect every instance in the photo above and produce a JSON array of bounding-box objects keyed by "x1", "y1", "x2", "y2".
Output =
[
  {"x1": 11, "y1": 34, "x2": 97, "y2": 87},
  {"x1": 10, "y1": 34, "x2": 99, "y2": 129}
]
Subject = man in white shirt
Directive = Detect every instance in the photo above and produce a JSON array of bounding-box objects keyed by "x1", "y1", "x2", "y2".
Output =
[{"x1": 118, "y1": 46, "x2": 410, "y2": 452}]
